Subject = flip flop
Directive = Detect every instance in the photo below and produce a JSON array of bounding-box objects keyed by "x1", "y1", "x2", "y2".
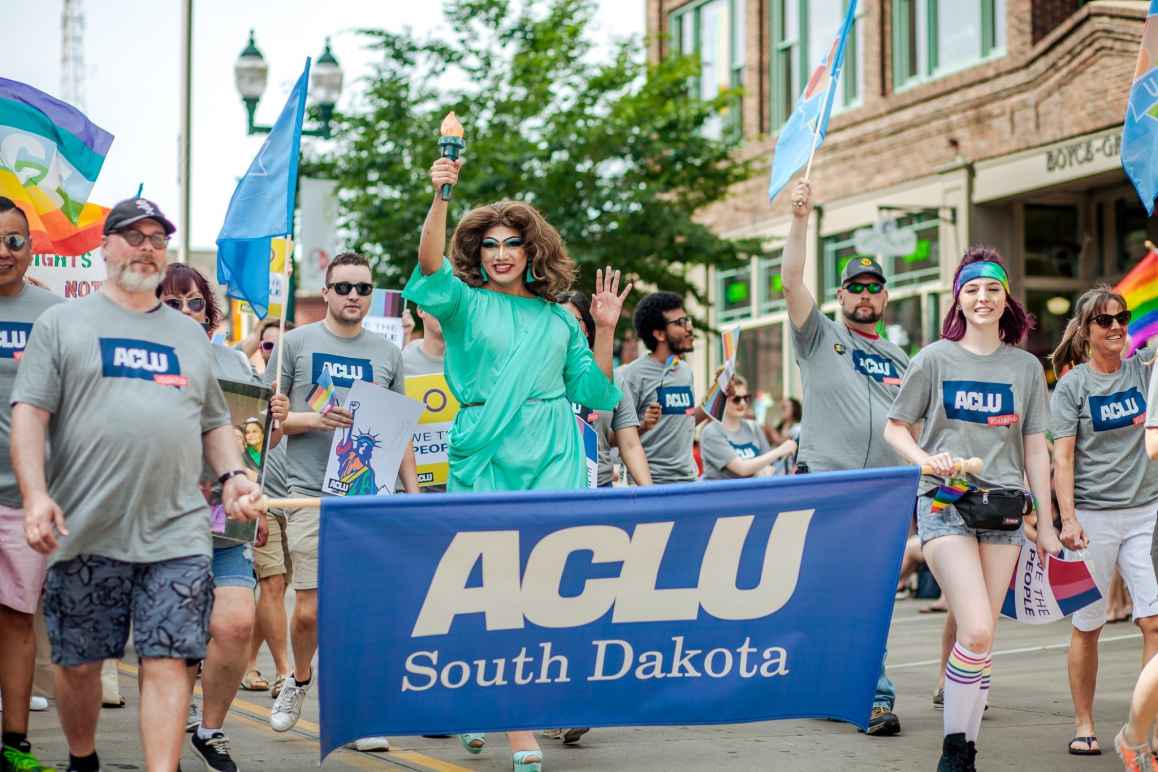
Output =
[
  {"x1": 240, "y1": 669, "x2": 270, "y2": 691},
  {"x1": 919, "y1": 604, "x2": 948, "y2": 614},
  {"x1": 1068, "y1": 735, "x2": 1102, "y2": 755}
]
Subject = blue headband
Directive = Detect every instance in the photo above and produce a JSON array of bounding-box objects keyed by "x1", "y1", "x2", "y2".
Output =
[{"x1": 954, "y1": 261, "x2": 1010, "y2": 296}]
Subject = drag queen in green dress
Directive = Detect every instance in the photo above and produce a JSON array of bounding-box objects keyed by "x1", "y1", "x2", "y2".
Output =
[{"x1": 402, "y1": 156, "x2": 629, "y2": 771}]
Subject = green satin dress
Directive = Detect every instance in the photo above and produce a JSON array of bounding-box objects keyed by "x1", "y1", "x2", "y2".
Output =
[{"x1": 403, "y1": 258, "x2": 621, "y2": 492}]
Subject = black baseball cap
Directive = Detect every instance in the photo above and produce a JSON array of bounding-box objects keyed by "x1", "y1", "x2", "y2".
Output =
[
  {"x1": 102, "y1": 198, "x2": 177, "y2": 236},
  {"x1": 840, "y1": 256, "x2": 887, "y2": 285}
]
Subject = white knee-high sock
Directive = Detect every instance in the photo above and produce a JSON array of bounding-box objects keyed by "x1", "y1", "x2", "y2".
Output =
[
  {"x1": 965, "y1": 655, "x2": 992, "y2": 742},
  {"x1": 944, "y1": 642, "x2": 988, "y2": 737}
]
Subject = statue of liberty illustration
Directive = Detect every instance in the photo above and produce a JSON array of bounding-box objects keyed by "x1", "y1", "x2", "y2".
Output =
[{"x1": 334, "y1": 401, "x2": 385, "y2": 495}]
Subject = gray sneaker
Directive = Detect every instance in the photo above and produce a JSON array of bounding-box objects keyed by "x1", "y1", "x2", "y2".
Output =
[{"x1": 270, "y1": 677, "x2": 309, "y2": 733}]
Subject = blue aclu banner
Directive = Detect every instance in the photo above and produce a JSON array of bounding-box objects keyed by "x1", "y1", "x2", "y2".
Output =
[{"x1": 316, "y1": 468, "x2": 919, "y2": 758}]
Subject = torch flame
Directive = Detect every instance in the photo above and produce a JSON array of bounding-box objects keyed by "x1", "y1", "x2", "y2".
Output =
[{"x1": 440, "y1": 111, "x2": 464, "y2": 138}]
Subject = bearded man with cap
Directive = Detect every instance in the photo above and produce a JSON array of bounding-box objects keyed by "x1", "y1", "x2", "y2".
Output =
[
  {"x1": 779, "y1": 180, "x2": 910, "y2": 737},
  {"x1": 11, "y1": 198, "x2": 264, "y2": 772}
]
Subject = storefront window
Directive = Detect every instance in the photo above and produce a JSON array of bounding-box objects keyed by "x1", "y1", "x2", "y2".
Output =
[
  {"x1": 820, "y1": 231, "x2": 863, "y2": 302},
  {"x1": 883, "y1": 295, "x2": 923, "y2": 358},
  {"x1": 1115, "y1": 198, "x2": 1153, "y2": 277},
  {"x1": 736, "y1": 321, "x2": 784, "y2": 421},
  {"x1": 1024, "y1": 204, "x2": 1080, "y2": 279},
  {"x1": 1026, "y1": 289, "x2": 1078, "y2": 386},
  {"x1": 717, "y1": 264, "x2": 753, "y2": 323},
  {"x1": 672, "y1": 0, "x2": 745, "y2": 137},
  {"x1": 758, "y1": 250, "x2": 787, "y2": 314},
  {"x1": 884, "y1": 211, "x2": 941, "y2": 289}
]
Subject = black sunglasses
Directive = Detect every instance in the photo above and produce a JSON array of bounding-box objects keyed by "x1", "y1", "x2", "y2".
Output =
[
  {"x1": 0, "y1": 234, "x2": 27, "y2": 251},
  {"x1": 328, "y1": 281, "x2": 374, "y2": 297},
  {"x1": 163, "y1": 297, "x2": 206, "y2": 313},
  {"x1": 1092, "y1": 310, "x2": 1131, "y2": 329},
  {"x1": 730, "y1": 394, "x2": 751, "y2": 405},
  {"x1": 844, "y1": 282, "x2": 884, "y2": 295}
]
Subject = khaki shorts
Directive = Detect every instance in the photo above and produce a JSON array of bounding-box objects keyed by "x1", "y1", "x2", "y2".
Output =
[
  {"x1": 285, "y1": 506, "x2": 319, "y2": 591},
  {"x1": 253, "y1": 512, "x2": 293, "y2": 583}
]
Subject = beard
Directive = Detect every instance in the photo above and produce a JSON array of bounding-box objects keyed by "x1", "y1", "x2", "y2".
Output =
[
  {"x1": 108, "y1": 261, "x2": 162, "y2": 293},
  {"x1": 843, "y1": 305, "x2": 882, "y2": 325}
]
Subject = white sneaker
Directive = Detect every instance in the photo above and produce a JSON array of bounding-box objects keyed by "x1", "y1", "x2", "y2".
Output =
[
  {"x1": 270, "y1": 676, "x2": 309, "y2": 732},
  {"x1": 345, "y1": 736, "x2": 390, "y2": 752},
  {"x1": 186, "y1": 700, "x2": 201, "y2": 732},
  {"x1": 0, "y1": 695, "x2": 50, "y2": 711}
]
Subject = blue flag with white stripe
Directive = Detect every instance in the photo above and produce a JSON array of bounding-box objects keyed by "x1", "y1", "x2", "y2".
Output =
[{"x1": 1123, "y1": 0, "x2": 1158, "y2": 214}]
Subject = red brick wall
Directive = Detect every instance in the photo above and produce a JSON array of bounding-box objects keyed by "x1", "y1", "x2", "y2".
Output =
[{"x1": 1033, "y1": 0, "x2": 1082, "y2": 43}]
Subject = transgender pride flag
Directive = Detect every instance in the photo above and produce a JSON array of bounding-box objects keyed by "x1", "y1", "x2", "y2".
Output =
[
  {"x1": 1123, "y1": 0, "x2": 1158, "y2": 214},
  {"x1": 1001, "y1": 543, "x2": 1101, "y2": 624}
]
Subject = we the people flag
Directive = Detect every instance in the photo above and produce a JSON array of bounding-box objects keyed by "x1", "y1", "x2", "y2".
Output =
[
  {"x1": 0, "y1": 78, "x2": 112, "y2": 255},
  {"x1": 404, "y1": 373, "x2": 459, "y2": 488},
  {"x1": 1123, "y1": 0, "x2": 1158, "y2": 214},
  {"x1": 1000, "y1": 542, "x2": 1101, "y2": 624},
  {"x1": 315, "y1": 467, "x2": 918, "y2": 757},
  {"x1": 1115, "y1": 245, "x2": 1158, "y2": 354}
]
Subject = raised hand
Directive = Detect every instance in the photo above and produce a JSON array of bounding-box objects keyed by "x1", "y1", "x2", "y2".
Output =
[
  {"x1": 790, "y1": 180, "x2": 813, "y2": 220},
  {"x1": 590, "y1": 265, "x2": 632, "y2": 330},
  {"x1": 430, "y1": 157, "x2": 463, "y2": 196}
]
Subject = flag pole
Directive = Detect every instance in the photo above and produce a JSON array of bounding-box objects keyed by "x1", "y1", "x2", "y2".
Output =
[
  {"x1": 258, "y1": 234, "x2": 294, "y2": 496},
  {"x1": 803, "y1": 74, "x2": 838, "y2": 182}
]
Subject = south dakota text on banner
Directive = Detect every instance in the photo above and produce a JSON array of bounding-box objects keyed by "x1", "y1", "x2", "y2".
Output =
[
  {"x1": 316, "y1": 467, "x2": 918, "y2": 757},
  {"x1": 1122, "y1": 0, "x2": 1158, "y2": 214},
  {"x1": 0, "y1": 78, "x2": 113, "y2": 255}
]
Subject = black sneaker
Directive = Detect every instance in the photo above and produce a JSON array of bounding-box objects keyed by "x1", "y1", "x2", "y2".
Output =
[
  {"x1": 933, "y1": 688, "x2": 944, "y2": 710},
  {"x1": 937, "y1": 733, "x2": 971, "y2": 772},
  {"x1": 966, "y1": 740, "x2": 977, "y2": 772},
  {"x1": 190, "y1": 731, "x2": 238, "y2": 772},
  {"x1": 864, "y1": 706, "x2": 901, "y2": 736}
]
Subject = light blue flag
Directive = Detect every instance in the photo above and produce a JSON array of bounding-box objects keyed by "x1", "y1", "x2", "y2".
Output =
[
  {"x1": 1122, "y1": 0, "x2": 1158, "y2": 215},
  {"x1": 768, "y1": 1, "x2": 858, "y2": 203},
  {"x1": 216, "y1": 59, "x2": 311, "y2": 319}
]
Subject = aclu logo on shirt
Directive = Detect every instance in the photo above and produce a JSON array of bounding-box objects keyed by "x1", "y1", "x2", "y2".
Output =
[
  {"x1": 852, "y1": 351, "x2": 902, "y2": 385},
  {"x1": 942, "y1": 380, "x2": 1018, "y2": 426},
  {"x1": 730, "y1": 442, "x2": 760, "y2": 459},
  {"x1": 312, "y1": 353, "x2": 374, "y2": 389},
  {"x1": 99, "y1": 338, "x2": 186, "y2": 387},
  {"x1": 657, "y1": 385, "x2": 695, "y2": 416},
  {"x1": 0, "y1": 322, "x2": 33, "y2": 361},
  {"x1": 1090, "y1": 388, "x2": 1147, "y2": 431}
]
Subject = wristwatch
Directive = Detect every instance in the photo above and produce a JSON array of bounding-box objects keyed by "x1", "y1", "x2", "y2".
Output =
[{"x1": 217, "y1": 469, "x2": 249, "y2": 486}]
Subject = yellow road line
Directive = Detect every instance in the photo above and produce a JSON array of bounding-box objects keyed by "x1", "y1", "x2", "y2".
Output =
[{"x1": 117, "y1": 661, "x2": 470, "y2": 771}]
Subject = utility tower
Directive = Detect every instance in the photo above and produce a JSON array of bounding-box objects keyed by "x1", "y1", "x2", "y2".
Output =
[{"x1": 61, "y1": 0, "x2": 85, "y2": 107}]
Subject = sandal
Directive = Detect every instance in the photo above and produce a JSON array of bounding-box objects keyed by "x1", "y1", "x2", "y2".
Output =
[
  {"x1": 240, "y1": 669, "x2": 269, "y2": 691},
  {"x1": 459, "y1": 733, "x2": 486, "y2": 754},
  {"x1": 1068, "y1": 735, "x2": 1101, "y2": 755},
  {"x1": 512, "y1": 750, "x2": 542, "y2": 772}
]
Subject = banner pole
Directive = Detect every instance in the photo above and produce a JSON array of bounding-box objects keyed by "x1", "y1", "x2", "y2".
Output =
[{"x1": 259, "y1": 234, "x2": 294, "y2": 497}]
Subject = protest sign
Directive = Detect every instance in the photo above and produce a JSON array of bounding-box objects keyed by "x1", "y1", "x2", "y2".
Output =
[
  {"x1": 316, "y1": 467, "x2": 919, "y2": 756},
  {"x1": 322, "y1": 380, "x2": 423, "y2": 496},
  {"x1": 28, "y1": 252, "x2": 106, "y2": 299},
  {"x1": 404, "y1": 373, "x2": 459, "y2": 488},
  {"x1": 298, "y1": 178, "x2": 338, "y2": 293},
  {"x1": 209, "y1": 378, "x2": 273, "y2": 545},
  {"x1": 578, "y1": 415, "x2": 598, "y2": 488},
  {"x1": 1000, "y1": 542, "x2": 1101, "y2": 624},
  {"x1": 361, "y1": 289, "x2": 405, "y2": 349}
]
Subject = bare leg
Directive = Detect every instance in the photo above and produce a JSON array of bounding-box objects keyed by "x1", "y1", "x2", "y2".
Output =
[
  {"x1": 201, "y1": 588, "x2": 255, "y2": 730},
  {"x1": 1123, "y1": 652, "x2": 1158, "y2": 745},
  {"x1": 253, "y1": 574, "x2": 290, "y2": 678},
  {"x1": 291, "y1": 589, "x2": 317, "y2": 683},
  {"x1": 0, "y1": 605, "x2": 36, "y2": 736},
  {"x1": 508, "y1": 730, "x2": 542, "y2": 758},
  {"x1": 937, "y1": 612, "x2": 956, "y2": 691},
  {"x1": 1139, "y1": 616, "x2": 1158, "y2": 666},
  {"x1": 1067, "y1": 627, "x2": 1101, "y2": 742},
  {"x1": 139, "y1": 657, "x2": 191, "y2": 772},
  {"x1": 55, "y1": 661, "x2": 102, "y2": 757}
]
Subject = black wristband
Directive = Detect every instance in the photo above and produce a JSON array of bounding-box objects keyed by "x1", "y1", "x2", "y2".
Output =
[{"x1": 217, "y1": 469, "x2": 248, "y2": 486}]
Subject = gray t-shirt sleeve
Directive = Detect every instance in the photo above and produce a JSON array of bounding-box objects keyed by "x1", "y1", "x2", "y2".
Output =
[
  {"x1": 790, "y1": 304, "x2": 825, "y2": 360},
  {"x1": 610, "y1": 389, "x2": 638, "y2": 431},
  {"x1": 1147, "y1": 363, "x2": 1158, "y2": 429},
  {"x1": 11, "y1": 310, "x2": 62, "y2": 413},
  {"x1": 385, "y1": 346, "x2": 405, "y2": 395},
  {"x1": 1049, "y1": 374, "x2": 1080, "y2": 440},
  {"x1": 1022, "y1": 364, "x2": 1049, "y2": 435},
  {"x1": 700, "y1": 422, "x2": 736, "y2": 470},
  {"x1": 888, "y1": 352, "x2": 932, "y2": 425}
]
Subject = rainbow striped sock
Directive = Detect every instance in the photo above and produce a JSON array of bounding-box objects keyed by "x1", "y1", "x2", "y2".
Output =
[
  {"x1": 931, "y1": 478, "x2": 970, "y2": 512},
  {"x1": 944, "y1": 643, "x2": 988, "y2": 737},
  {"x1": 966, "y1": 657, "x2": 993, "y2": 742}
]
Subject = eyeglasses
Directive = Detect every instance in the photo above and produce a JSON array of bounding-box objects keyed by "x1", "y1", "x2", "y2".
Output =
[
  {"x1": 1092, "y1": 310, "x2": 1132, "y2": 329},
  {"x1": 730, "y1": 394, "x2": 751, "y2": 405},
  {"x1": 163, "y1": 296, "x2": 206, "y2": 313},
  {"x1": 116, "y1": 229, "x2": 169, "y2": 250},
  {"x1": 844, "y1": 282, "x2": 884, "y2": 295},
  {"x1": 481, "y1": 236, "x2": 524, "y2": 250},
  {"x1": 665, "y1": 315, "x2": 692, "y2": 329},
  {"x1": 260, "y1": 340, "x2": 276, "y2": 352},
  {"x1": 328, "y1": 281, "x2": 374, "y2": 297},
  {"x1": 0, "y1": 234, "x2": 27, "y2": 251}
]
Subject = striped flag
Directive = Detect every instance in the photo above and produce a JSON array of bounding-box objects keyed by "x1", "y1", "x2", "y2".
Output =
[{"x1": 307, "y1": 369, "x2": 337, "y2": 413}]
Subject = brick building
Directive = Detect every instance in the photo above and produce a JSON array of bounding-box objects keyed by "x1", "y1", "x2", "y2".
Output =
[{"x1": 647, "y1": 0, "x2": 1152, "y2": 421}]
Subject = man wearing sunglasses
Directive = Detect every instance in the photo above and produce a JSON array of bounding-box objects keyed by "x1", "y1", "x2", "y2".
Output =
[
  {"x1": 11, "y1": 197, "x2": 264, "y2": 772},
  {"x1": 265, "y1": 252, "x2": 418, "y2": 745},
  {"x1": 0, "y1": 197, "x2": 63, "y2": 772},
  {"x1": 781, "y1": 181, "x2": 910, "y2": 738}
]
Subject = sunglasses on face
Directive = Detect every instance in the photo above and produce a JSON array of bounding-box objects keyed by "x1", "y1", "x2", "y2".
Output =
[
  {"x1": 328, "y1": 281, "x2": 374, "y2": 297},
  {"x1": 163, "y1": 296, "x2": 206, "y2": 313},
  {"x1": 0, "y1": 234, "x2": 28, "y2": 251},
  {"x1": 730, "y1": 394, "x2": 751, "y2": 405},
  {"x1": 480, "y1": 236, "x2": 524, "y2": 250},
  {"x1": 117, "y1": 229, "x2": 169, "y2": 249},
  {"x1": 665, "y1": 315, "x2": 692, "y2": 330},
  {"x1": 844, "y1": 282, "x2": 884, "y2": 295},
  {"x1": 1092, "y1": 310, "x2": 1132, "y2": 329}
]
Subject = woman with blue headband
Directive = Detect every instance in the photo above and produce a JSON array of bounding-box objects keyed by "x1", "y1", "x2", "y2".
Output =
[{"x1": 883, "y1": 246, "x2": 1062, "y2": 771}]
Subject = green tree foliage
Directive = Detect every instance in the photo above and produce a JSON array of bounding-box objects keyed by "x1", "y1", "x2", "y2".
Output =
[{"x1": 306, "y1": 0, "x2": 761, "y2": 308}]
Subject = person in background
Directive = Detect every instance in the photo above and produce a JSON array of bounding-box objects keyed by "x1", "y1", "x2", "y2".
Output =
[
  {"x1": 401, "y1": 305, "x2": 447, "y2": 494},
  {"x1": 700, "y1": 374, "x2": 797, "y2": 480},
  {"x1": 237, "y1": 318, "x2": 296, "y2": 375},
  {"x1": 765, "y1": 396, "x2": 802, "y2": 475}
]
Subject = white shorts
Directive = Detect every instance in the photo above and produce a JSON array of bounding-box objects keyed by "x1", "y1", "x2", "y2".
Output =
[{"x1": 1070, "y1": 502, "x2": 1158, "y2": 632}]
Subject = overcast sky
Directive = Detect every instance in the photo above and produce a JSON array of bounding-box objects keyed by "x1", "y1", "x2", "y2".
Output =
[{"x1": 6, "y1": 0, "x2": 645, "y2": 249}]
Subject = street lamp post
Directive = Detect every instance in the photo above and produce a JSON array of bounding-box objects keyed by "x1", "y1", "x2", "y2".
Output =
[{"x1": 233, "y1": 31, "x2": 343, "y2": 138}]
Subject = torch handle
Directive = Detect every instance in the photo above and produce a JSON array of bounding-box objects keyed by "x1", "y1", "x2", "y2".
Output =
[
  {"x1": 440, "y1": 182, "x2": 454, "y2": 202},
  {"x1": 439, "y1": 142, "x2": 463, "y2": 202}
]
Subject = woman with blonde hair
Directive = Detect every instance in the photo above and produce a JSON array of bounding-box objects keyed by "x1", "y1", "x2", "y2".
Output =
[
  {"x1": 1049, "y1": 285, "x2": 1158, "y2": 760},
  {"x1": 403, "y1": 157, "x2": 628, "y2": 772}
]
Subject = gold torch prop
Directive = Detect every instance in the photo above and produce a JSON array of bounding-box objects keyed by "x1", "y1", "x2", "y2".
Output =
[{"x1": 438, "y1": 111, "x2": 466, "y2": 201}]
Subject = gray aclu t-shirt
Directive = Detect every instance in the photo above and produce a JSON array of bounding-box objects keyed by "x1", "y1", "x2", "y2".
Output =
[
  {"x1": 11, "y1": 293, "x2": 231, "y2": 565},
  {"x1": 594, "y1": 382, "x2": 639, "y2": 487},
  {"x1": 889, "y1": 340, "x2": 1049, "y2": 495},
  {"x1": 792, "y1": 306, "x2": 909, "y2": 471},
  {"x1": 700, "y1": 419, "x2": 771, "y2": 480},
  {"x1": 268, "y1": 322, "x2": 405, "y2": 496},
  {"x1": 617, "y1": 356, "x2": 696, "y2": 484},
  {"x1": 0, "y1": 285, "x2": 62, "y2": 508},
  {"x1": 1054, "y1": 355, "x2": 1158, "y2": 510}
]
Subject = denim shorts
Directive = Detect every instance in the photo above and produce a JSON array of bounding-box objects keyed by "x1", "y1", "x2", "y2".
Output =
[
  {"x1": 212, "y1": 543, "x2": 256, "y2": 589},
  {"x1": 916, "y1": 494, "x2": 1024, "y2": 546},
  {"x1": 43, "y1": 553, "x2": 214, "y2": 667}
]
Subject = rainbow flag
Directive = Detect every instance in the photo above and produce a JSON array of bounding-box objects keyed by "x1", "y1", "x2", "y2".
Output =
[
  {"x1": 0, "y1": 78, "x2": 113, "y2": 256},
  {"x1": 1114, "y1": 246, "x2": 1158, "y2": 355},
  {"x1": 307, "y1": 369, "x2": 337, "y2": 413},
  {"x1": 929, "y1": 478, "x2": 970, "y2": 512}
]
